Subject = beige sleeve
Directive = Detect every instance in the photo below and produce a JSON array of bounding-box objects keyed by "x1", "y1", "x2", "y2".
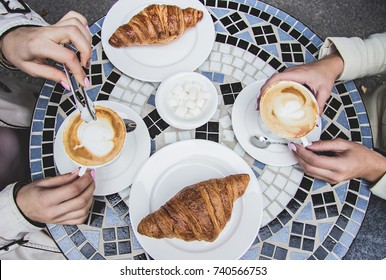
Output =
[
  {"x1": 370, "y1": 173, "x2": 386, "y2": 200},
  {"x1": 318, "y1": 33, "x2": 386, "y2": 81}
]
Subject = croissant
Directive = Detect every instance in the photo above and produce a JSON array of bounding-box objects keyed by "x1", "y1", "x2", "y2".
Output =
[
  {"x1": 108, "y1": 4, "x2": 204, "y2": 48},
  {"x1": 137, "y1": 174, "x2": 250, "y2": 242}
]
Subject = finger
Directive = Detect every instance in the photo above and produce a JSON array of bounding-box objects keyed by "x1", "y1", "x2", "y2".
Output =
[
  {"x1": 292, "y1": 143, "x2": 338, "y2": 171},
  {"x1": 306, "y1": 139, "x2": 349, "y2": 153},
  {"x1": 32, "y1": 40, "x2": 88, "y2": 86},
  {"x1": 44, "y1": 171, "x2": 94, "y2": 203},
  {"x1": 314, "y1": 88, "x2": 331, "y2": 115},
  {"x1": 55, "y1": 17, "x2": 92, "y2": 47},
  {"x1": 59, "y1": 11, "x2": 89, "y2": 27},
  {"x1": 19, "y1": 61, "x2": 68, "y2": 84},
  {"x1": 260, "y1": 70, "x2": 306, "y2": 94},
  {"x1": 295, "y1": 153, "x2": 338, "y2": 184},
  {"x1": 36, "y1": 171, "x2": 79, "y2": 188},
  {"x1": 53, "y1": 187, "x2": 94, "y2": 224}
]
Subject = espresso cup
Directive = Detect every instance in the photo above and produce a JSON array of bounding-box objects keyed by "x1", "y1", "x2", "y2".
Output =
[
  {"x1": 259, "y1": 80, "x2": 319, "y2": 146},
  {"x1": 62, "y1": 105, "x2": 126, "y2": 175}
]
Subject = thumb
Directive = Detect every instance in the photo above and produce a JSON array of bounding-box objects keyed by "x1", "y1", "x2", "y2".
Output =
[{"x1": 314, "y1": 88, "x2": 331, "y2": 115}]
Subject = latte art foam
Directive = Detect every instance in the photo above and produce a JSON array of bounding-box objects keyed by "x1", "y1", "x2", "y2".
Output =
[
  {"x1": 260, "y1": 82, "x2": 318, "y2": 139},
  {"x1": 75, "y1": 118, "x2": 115, "y2": 156},
  {"x1": 63, "y1": 106, "x2": 126, "y2": 166}
]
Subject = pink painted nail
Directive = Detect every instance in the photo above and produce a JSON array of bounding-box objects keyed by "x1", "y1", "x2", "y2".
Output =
[
  {"x1": 90, "y1": 169, "x2": 96, "y2": 180},
  {"x1": 288, "y1": 142, "x2": 297, "y2": 152},
  {"x1": 61, "y1": 81, "x2": 71, "y2": 91},
  {"x1": 84, "y1": 77, "x2": 90, "y2": 88},
  {"x1": 71, "y1": 167, "x2": 79, "y2": 174}
]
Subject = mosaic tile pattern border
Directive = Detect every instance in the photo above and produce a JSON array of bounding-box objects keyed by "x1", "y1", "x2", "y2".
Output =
[{"x1": 30, "y1": 0, "x2": 372, "y2": 260}]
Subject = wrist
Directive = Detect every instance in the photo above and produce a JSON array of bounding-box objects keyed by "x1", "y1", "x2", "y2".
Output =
[
  {"x1": 0, "y1": 31, "x2": 18, "y2": 70},
  {"x1": 13, "y1": 182, "x2": 46, "y2": 228},
  {"x1": 321, "y1": 53, "x2": 344, "y2": 81},
  {"x1": 363, "y1": 151, "x2": 386, "y2": 183}
]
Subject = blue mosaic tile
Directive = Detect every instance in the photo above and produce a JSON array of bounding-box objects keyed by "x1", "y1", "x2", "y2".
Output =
[
  {"x1": 337, "y1": 111, "x2": 350, "y2": 130},
  {"x1": 335, "y1": 183, "x2": 349, "y2": 204},
  {"x1": 351, "y1": 209, "x2": 365, "y2": 224},
  {"x1": 49, "y1": 224, "x2": 67, "y2": 240},
  {"x1": 325, "y1": 253, "x2": 339, "y2": 260},
  {"x1": 211, "y1": 7, "x2": 231, "y2": 18},
  {"x1": 332, "y1": 242, "x2": 349, "y2": 259},
  {"x1": 360, "y1": 126, "x2": 372, "y2": 137},
  {"x1": 252, "y1": 159, "x2": 266, "y2": 170},
  {"x1": 290, "y1": 251, "x2": 310, "y2": 260},
  {"x1": 296, "y1": 202, "x2": 313, "y2": 221},
  {"x1": 353, "y1": 101, "x2": 366, "y2": 113},
  {"x1": 317, "y1": 222, "x2": 334, "y2": 242},
  {"x1": 339, "y1": 231, "x2": 355, "y2": 248},
  {"x1": 31, "y1": 121, "x2": 43, "y2": 132},
  {"x1": 58, "y1": 236, "x2": 75, "y2": 254},
  {"x1": 33, "y1": 108, "x2": 46, "y2": 121},
  {"x1": 105, "y1": 206, "x2": 126, "y2": 226},
  {"x1": 235, "y1": 31, "x2": 254, "y2": 43},
  {"x1": 30, "y1": 160, "x2": 42, "y2": 174},
  {"x1": 82, "y1": 230, "x2": 100, "y2": 249},
  {"x1": 66, "y1": 248, "x2": 83, "y2": 260},
  {"x1": 255, "y1": 1, "x2": 267, "y2": 11},
  {"x1": 261, "y1": 45, "x2": 279, "y2": 58},
  {"x1": 241, "y1": 246, "x2": 260, "y2": 260},
  {"x1": 103, "y1": 62, "x2": 114, "y2": 78},
  {"x1": 266, "y1": 6, "x2": 279, "y2": 16},
  {"x1": 294, "y1": 21, "x2": 307, "y2": 33},
  {"x1": 36, "y1": 98, "x2": 49, "y2": 109},
  {"x1": 269, "y1": 226, "x2": 290, "y2": 243},
  {"x1": 245, "y1": 14, "x2": 264, "y2": 25},
  {"x1": 30, "y1": 148, "x2": 42, "y2": 160},
  {"x1": 86, "y1": 85, "x2": 101, "y2": 101},
  {"x1": 213, "y1": 72, "x2": 225, "y2": 83},
  {"x1": 214, "y1": 23, "x2": 227, "y2": 33}
]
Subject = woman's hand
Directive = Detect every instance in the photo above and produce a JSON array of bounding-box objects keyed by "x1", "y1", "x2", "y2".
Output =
[
  {"x1": 259, "y1": 53, "x2": 344, "y2": 114},
  {"x1": 289, "y1": 138, "x2": 386, "y2": 184},
  {"x1": 0, "y1": 11, "x2": 92, "y2": 88},
  {"x1": 15, "y1": 170, "x2": 95, "y2": 225}
]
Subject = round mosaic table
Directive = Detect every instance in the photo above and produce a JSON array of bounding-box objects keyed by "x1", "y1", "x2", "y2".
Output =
[{"x1": 29, "y1": 0, "x2": 372, "y2": 260}]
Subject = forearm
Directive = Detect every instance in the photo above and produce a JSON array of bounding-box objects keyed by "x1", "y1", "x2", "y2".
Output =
[{"x1": 319, "y1": 33, "x2": 386, "y2": 81}]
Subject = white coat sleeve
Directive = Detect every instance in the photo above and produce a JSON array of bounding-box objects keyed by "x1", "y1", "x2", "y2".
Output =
[{"x1": 318, "y1": 33, "x2": 386, "y2": 81}]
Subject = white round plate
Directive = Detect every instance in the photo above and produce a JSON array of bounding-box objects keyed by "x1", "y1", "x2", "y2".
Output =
[
  {"x1": 54, "y1": 101, "x2": 151, "y2": 196},
  {"x1": 155, "y1": 72, "x2": 218, "y2": 129},
  {"x1": 129, "y1": 139, "x2": 263, "y2": 260},
  {"x1": 101, "y1": 0, "x2": 215, "y2": 82},
  {"x1": 232, "y1": 80, "x2": 322, "y2": 166}
]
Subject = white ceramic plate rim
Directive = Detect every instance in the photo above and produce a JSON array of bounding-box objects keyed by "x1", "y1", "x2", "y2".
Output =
[
  {"x1": 155, "y1": 71, "x2": 219, "y2": 129},
  {"x1": 232, "y1": 80, "x2": 322, "y2": 166},
  {"x1": 54, "y1": 101, "x2": 151, "y2": 195},
  {"x1": 129, "y1": 139, "x2": 263, "y2": 260},
  {"x1": 101, "y1": 0, "x2": 215, "y2": 82}
]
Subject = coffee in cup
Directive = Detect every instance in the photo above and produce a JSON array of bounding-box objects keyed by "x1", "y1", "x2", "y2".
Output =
[
  {"x1": 259, "y1": 81, "x2": 319, "y2": 143},
  {"x1": 62, "y1": 106, "x2": 126, "y2": 169}
]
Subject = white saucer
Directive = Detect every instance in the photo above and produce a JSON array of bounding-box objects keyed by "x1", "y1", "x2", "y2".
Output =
[
  {"x1": 54, "y1": 101, "x2": 151, "y2": 196},
  {"x1": 232, "y1": 80, "x2": 322, "y2": 166}
]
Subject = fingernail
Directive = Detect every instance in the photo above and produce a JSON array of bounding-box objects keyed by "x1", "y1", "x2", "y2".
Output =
[
  {"x1": 90, "y1": 169, "x2": 96, "y2": 181},
  {"x1": 288, "y1": 142, "x2": 297, "y2": 152},
  {"x1": 86, "y1": 58, "x2": 91, "y2": 69},
  {"x1": 84, "y1": 77, "x2": 90, "y2": 88},
  {"x1": 61, "y1": 81, "x2": 71, "y2": 91},
  {"x1": 71, "y1": 167, "x2": 79, "y2": 174}
]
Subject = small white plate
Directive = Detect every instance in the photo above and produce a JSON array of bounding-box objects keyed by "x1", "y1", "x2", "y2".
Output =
[
  {"x1": 54, "y1": 101, "x2": 151, "y2": 196},
  {"x1": 232, "y1": 80, "x2": 322, "y2": 166},
  {"x1": 129, "y1": 139, "x2": 263, "y2": 260},
  {"x1": 101, "y1": 0, "x2": 215, "y2": 82},
  {"x1": 155, "y1": 72, "x2": 218, "y2": 130}
]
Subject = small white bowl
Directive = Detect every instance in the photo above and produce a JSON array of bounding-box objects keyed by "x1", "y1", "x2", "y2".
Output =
[{"x1": 155, "y1": 72, "x2": 218, "y2": 130}]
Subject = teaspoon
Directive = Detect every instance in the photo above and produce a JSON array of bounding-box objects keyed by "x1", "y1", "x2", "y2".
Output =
[
  {"x1": 123, "y1": 119, "x2": 137, "y2": 133},
  {"x1": 250, "y1": 135, "x2": 287, "y2": 149}
]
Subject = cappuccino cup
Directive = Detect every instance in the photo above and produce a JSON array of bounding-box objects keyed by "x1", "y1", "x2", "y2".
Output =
[
  {"x1": 259, "y1": 81, "x2": 319, "y2": 146},
  {"x1": 62, "y1": 105, "x2": 126, "y2": 175}
]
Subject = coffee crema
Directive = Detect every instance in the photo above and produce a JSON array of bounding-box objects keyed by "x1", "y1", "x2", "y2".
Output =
[
  {"x1": 63, "y1": 106, "x2": 126, "y2": 166},
  {"x1": 259, "y1": 81, "x2": 318, "y2": 139}
]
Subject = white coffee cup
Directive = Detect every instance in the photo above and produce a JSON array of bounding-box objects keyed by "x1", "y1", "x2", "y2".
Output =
[
  {"x1": 259, "y1": 80, "x2": 319, "y2": 146},
  {"x1": 61, "y1": 105, "x2": 127, "y2": 176}
]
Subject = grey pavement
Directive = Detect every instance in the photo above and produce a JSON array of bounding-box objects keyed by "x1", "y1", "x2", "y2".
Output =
[{"x1": 1, "y1": 0, "x2": 386, "y2": 259}]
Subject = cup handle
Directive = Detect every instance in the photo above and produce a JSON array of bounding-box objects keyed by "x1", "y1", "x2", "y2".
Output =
[
  {"x1": 301, "y1": 137, "x2": 312, "y2": 147},
  {"x1": 78, "y1": 166, "x2": 88, "y2": 177}
]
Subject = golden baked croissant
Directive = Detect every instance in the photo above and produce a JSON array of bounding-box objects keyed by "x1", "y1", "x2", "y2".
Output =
[
  {"x1": 137, "y1": 174, "x2": 250, "y2": 242},
  {"x1": 108, "y1": 4, "x2": 204, "y2": 48}
]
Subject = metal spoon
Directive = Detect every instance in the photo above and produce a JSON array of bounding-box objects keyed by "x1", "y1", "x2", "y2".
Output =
[
  {"x1": 123, "y1": 119, "x2": 136, "y2": 133},
  {"x1": 250, "y1": 135, "x2": 287, "y2": 149}
]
